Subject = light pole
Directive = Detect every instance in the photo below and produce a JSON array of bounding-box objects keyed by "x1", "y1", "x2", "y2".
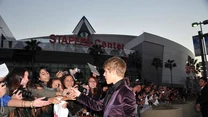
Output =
[{"x1": 192, "y1": 20, "x2": 208, "y2": 78}]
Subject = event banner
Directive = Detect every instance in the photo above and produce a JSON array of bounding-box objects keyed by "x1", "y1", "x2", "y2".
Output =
[{"x1": 192, "y1": 33, "x2": 208, "y2": 57}]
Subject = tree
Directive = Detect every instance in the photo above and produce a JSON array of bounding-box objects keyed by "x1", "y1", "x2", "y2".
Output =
[
  {"x1": 24, "y1": 39, "x2": 42, "y2": 70},
  {"x1": 164, "y1": 59, "x2": 177, "y2": 85},
  {"x1": 185, "y1": 58, "x2": 200, "y2": 89},
  {"x1": 127, "y1": 51, "x2": 142, "y2": 80},
  {"x1": 88, "y1": 44, "x2": 104, "y2": 67},
  {"x1": 186, "y1": 58, "x2": 200, "y2": 75},
  {"x1": 151, "y1": 57, "x2": 162, "y2": 85}
]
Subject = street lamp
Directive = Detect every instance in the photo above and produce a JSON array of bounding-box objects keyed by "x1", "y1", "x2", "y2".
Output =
[
  {"x1": 192, "y1": 20, "x2": 208, "y2": 78},
  {"x1": 192, "y1": 20, "x2": 208, "y2": 33}
]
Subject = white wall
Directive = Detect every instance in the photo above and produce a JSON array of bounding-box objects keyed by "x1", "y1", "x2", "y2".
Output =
[
  {"x1": 144, "y1": 32, "x2": 194, "y2": 85},
  {"x1": 0, "y1": 16, "x2": 15, "y2": 41},
  {"x1": 125, "y1": 32, "x2": 194, "y2": 85}
]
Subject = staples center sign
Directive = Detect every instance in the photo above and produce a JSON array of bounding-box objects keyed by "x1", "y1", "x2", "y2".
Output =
[{"x1": 49, "y1": 34, "x2": 124, "y2": 50}]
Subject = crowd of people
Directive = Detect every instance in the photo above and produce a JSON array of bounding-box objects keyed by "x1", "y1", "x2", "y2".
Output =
[
  {"x1": 0, "y1": 56, "x2": 207, "y2": 117},
  {"x1": 129, "y1": 80, "x2": 188, "y2": 115}
]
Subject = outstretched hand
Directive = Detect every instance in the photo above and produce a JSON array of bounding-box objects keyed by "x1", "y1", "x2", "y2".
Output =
[
  {"x1": 68, "y1": 87, "x2": 81, "y2": 99},
  {"x1": 63, "y1": 92, "x2": 77, "y2": 100},
  {"x1": 48, "y1": 97, "x2": 62, "y2": 104},
  {"x1": 56, "y1": 70, "x2": 63, "y2": 78},
  {"x1": 33, "y1": 97, "x2": 51, "y2": 107},
  {"x1": 61, "y1": 87, "x2": 82, "y2": 100},
  {"x1": 72, "y1": 87, "x2": 81, "y2": 97}
]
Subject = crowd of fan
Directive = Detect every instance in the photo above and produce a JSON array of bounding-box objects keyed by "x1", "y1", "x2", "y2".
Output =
[
  {"x1": 0, "y1": 65, "x2": 195, "y2": 117},
  {"x1": 128, "y1": 79, "x2": 191, "y2": 115}
]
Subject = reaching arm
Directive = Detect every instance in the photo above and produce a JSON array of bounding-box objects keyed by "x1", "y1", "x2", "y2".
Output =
[
  {"x1": 0, "y1": 97, "x2": 50, "y2": 116},
  {"x1": 30, "y1": 88, "x2": 60, "y2": 97},
  {"x1": 70, "y1": 87, "x2": 104, "y2": 111},
  {"x1": 77, "y1": 93, "x2": 104, "y2": 111},
  {"x1": 7, "y1": 97, "x2": 51, "y2": 107}
]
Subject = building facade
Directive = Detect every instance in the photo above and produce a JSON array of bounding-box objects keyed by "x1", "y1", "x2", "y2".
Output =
[{"x1": 0, "y1": 16, "x2": 194, "y2": 86}]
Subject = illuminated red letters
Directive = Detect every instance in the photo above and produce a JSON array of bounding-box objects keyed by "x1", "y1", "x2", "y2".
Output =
[{"x1": 49, "y1": 34, "x2": 124, "y2": 50}]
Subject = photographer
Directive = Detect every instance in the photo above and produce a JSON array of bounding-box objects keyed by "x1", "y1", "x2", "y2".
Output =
[
  {"x1": 5, "y1": 67, "x2": 62, "y2": 117},
  {"x1": 0, "y1": 75, "x2": 50, "y2": 116}
]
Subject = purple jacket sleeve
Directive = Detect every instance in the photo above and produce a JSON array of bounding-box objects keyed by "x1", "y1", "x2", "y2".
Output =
[
  {"x1": 122, "y1": 91, "x2": 136, "y2": 117},
  {"x1": 77, "y1": 93, "x2": 104, "y2": 111},
  {"x1": 108, "y1": 87, "x2": 136, "y2": 117}
]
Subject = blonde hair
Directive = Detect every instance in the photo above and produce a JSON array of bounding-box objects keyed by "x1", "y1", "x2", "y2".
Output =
[{"x1": 103, "y1": 56, "x2": 126, "y2": 78}]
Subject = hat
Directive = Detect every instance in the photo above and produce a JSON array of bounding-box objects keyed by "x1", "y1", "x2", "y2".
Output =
[{"x1": 0, "y1": 63, "x2": 9, "y2": 79}]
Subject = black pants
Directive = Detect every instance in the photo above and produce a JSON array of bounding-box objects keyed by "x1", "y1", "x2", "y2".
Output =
[{"x1": 201, "y1": 107, "x2": 208, "y2": 117}]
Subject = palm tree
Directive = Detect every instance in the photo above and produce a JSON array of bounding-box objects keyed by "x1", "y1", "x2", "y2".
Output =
[
  {"x1": 127, "y1": 51, "x2": 142, "y2": 80},
  {"x1": 88, "y1": 44, "x2": 104, "y2": 67},
  {"x1": 151, "y1": 57, "x2": 162, "y2": 85},
  {"x1": 24, "y1": 39, "x2": 42, "y2": 70},
  {"x1": 185, "y1": 58, "x2": 200, "y2": 89},
  {"x1": 164, "y1": 59, "x2": 177, "y2": 85},
  {"x1": 186, "y1": 58, "x2": 200, "y2": 75}
]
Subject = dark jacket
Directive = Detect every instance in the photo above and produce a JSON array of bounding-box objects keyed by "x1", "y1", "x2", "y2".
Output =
[{"x1": 196, "y1": 84, "x2": 208, "y2": 117}]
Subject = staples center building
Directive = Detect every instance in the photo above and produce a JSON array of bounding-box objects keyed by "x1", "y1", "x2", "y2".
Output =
[{"x1": 0, "y1": 16, "x2": 194, "y2": 86}]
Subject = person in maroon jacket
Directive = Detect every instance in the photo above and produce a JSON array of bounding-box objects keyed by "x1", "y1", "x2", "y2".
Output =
[{"x1": 70, "y1": 56, "x2": 136, "y2": 117}]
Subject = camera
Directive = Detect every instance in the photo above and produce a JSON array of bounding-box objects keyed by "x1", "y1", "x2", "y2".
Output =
[
  {"x1": 1, "y1": 81, "x2": 7, "y2": 87},
  {"x1": 77, "y1": 85, "x2": 87, "y2": 94},
  {"x1": 13, "y1": 85, "x2": 33, "y2": 99}
]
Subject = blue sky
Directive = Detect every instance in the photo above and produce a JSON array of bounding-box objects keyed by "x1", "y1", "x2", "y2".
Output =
[{"x1": 0, "y1": 0, "x2": 208, "y2": 53}]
